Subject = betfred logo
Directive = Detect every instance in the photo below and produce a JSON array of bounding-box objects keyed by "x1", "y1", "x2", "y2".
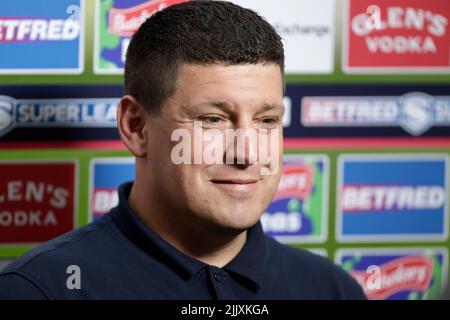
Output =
[
  {"x1": 344, "y1": 0, "x2": 450, "y2": 72},
  {"x1": 90, "y1": 158, "x2": 134, "y2": 221},
  {"x1": 0, "y1": 18, "x2": 80, "y2": 42},
  {"x1": 261, "y1": 155, "x2": 328, "y2": 243},
  {"x1": 336, "y1": 248, "x2": 448, "y2": 300},
  {"x1": 341, "y1": 185, "x2": 445, "y2": 211},
  {"x1": 0, "y1": 0, "x2": 83, "y2": 74},
  {"x1": 0, "y1": 161, "x2": 77, "y2": 244},
  {"x1": 301, "y1": 93, "x2": 450, "y2": 136},
  {"x1": 336, "y1": 154, "x2": 448, "y2": 242},
  {"x1": 109, "y1": 0, "x2": 189, "y2": 37},
  {"x1": 92, "y1": 188, "x2": 118, "y2": 217}
]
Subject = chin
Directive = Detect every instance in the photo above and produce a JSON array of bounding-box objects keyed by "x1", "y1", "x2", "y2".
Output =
[
  {"x1": 213, "y1": 208, "x2": 262, "y2": 232},
  {"x1": 211, "y1": 222, "x2": 256, "y2": 236},
  {"x1": 188, "y1": 197, "x2": 266, "y2": 233}
]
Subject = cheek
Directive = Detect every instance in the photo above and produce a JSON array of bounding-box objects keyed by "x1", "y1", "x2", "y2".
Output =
[
  {"x1": 270, "y1": 174, "x2": 282, "y2": 192},
  {"x1": 171, "y1": 164, "x2": 208, "y2": 193},
  {"x1": 261, "y1": 173, "x2": 282, "y2": 202}
]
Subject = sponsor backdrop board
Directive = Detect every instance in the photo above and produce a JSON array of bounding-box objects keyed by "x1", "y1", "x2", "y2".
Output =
[
  {"x1": 0, "y1": 161, "x2": 78, "y2": 245},
  {"x1": 0, "y1": 0, "x2": 449, "y2": 84},
  {"x1": 0, "y1": 0, "x2": 84, "y2": 74},
  {"x1": 1, "y1": 83, "x2": 450, "y2": 142},
  {"x1": 231, "y1": 0, "x2": 336, "y2": 74},
  {"x1": 261, "y1": 154, "x2": 329, "y2": 244},
  {"x1": 336, "y1": 248, "x2": 448, "y2": 300},
  {"x1": 89, "y1": 157, "x2": 134, "y2": 221},
  {"x1": 343, "y1": 0, "x2": 450, "y2": 73},
  {"x1": 0, "y1": 149, "x2": 131, "y2": 257},
  {"x1": 1, "y1": 0, "x2": 450, "y2": 300},
  {"x1": 336, "y1": 154, "x2": 448, "y2": 242},
  {"x1": 94, "y1": 0, "x2": 189, "y2": 74}
]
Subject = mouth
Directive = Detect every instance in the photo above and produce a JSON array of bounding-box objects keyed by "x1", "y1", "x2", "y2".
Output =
[{"x1": 210, "y1": 178, "x2": 260, "y2": 193}]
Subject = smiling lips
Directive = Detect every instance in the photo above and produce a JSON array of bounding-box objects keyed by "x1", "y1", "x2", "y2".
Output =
[{"x1": 210, "y1": 178, "x2": 260, "y2": 193}]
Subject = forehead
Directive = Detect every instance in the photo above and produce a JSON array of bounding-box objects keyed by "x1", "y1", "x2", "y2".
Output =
[{"x1": 172, "y1": 63, "x2": 284, "y2": 107}]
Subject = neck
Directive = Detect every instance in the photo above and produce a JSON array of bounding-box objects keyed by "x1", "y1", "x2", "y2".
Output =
[{"x1": 128, "y1": 182, "x2": 247, "y2": 268}]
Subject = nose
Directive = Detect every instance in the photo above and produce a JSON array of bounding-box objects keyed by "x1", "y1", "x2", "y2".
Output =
[{"x1": 223, "y1": 120, "x2": 258, "y2": 166}]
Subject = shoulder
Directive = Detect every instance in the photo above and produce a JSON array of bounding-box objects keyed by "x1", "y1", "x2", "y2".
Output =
[
  {"x1": 0, "y1": 273, "x2": 49, "y2": 299},
  {"x1": 3, "y1": 215, "x2": 113, "y2": 273},
  {"x1": 0, "y1": 215, "x2": 115, "y2": 299},
  {"x1": 264, "y1": 237, "x2": 366, "y2": 299},
  {"x1": 266, "y1": 238, "x2": 338, "y2": 274}
]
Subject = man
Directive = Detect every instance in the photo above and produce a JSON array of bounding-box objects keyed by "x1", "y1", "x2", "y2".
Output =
[{"x1": 0, "y1": 1, "x2": 365, "y2": 299}]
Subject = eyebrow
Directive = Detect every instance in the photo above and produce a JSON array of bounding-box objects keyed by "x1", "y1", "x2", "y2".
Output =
[{"x1": 196, "y1": 100, "x2": 285, "y2": 113}]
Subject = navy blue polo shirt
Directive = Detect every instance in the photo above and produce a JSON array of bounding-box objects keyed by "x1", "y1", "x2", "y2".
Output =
[{"x1": 0, "y1": 182, "x2": 365, "y2": 299}]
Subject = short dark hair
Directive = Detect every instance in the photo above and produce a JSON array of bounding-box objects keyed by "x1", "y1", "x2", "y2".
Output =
[{"x1": 124, "y1": 0, "x2": 284, "y2": 114}]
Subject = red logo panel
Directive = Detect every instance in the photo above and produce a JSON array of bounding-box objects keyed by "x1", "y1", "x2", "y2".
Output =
[
  {"x1": 0, "y1": 162, "x2": 76, "y2": 244},
  {"x1": 345, "y1": 0, "x2": 450, "y2": 71}
]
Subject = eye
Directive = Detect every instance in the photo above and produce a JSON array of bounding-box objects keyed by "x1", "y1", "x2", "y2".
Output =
[
  {"x1": 204, "y1": 116, "x2": 221, "y2": 123},
  {"x1": 262, "y1": 118, "x2": 277, "y2": 124},
  {"x1": 258, "y1": 117, "x2": 280, "y2": 126},
  {"x1": 198, "y1": 115, "x2": 226, "y2": 126}
]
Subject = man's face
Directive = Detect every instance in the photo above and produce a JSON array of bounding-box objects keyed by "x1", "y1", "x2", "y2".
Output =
[{"x1": 143, "y1": 63, "x2": 284, "y2": 233}]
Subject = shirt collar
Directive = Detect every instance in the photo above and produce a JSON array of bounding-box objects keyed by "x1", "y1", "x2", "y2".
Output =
[
  {"x1": 111, "y1": 182, "x2": 266, "y2": 291},
  {"x1": 110, "y1": 182, "x2": 206, "y2": 280},
  {"x1": 223, "y1": 222, "x2": 266, "y2": 291}
]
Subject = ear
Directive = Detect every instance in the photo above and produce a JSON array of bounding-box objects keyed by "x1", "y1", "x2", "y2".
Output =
[{"x1": 117, "y1": 95, "x2": 148, "y2": 157}]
